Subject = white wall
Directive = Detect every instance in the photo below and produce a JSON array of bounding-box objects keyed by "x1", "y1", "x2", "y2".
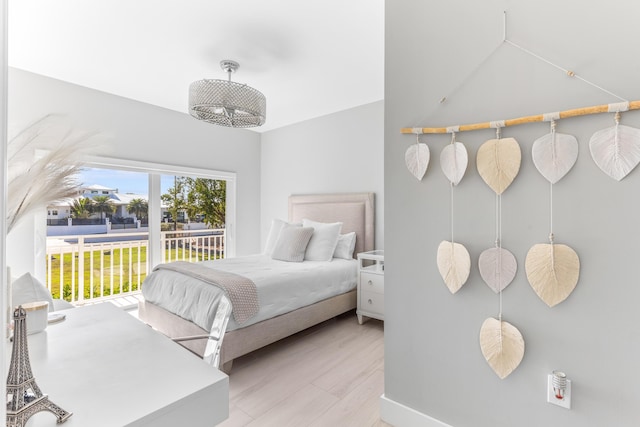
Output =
[
  {"x1": 1, "y1": 0, "x2": 8, "y2": 420},
  {"x1": 7, "y1": 68, "x2": 262, "y2": 276},
  {"x1": 385, "y1": 1, "x2": 640, "y2": 426},
  {"x1": 260, "y1": 101, "x2": 384, "y2": 250}
]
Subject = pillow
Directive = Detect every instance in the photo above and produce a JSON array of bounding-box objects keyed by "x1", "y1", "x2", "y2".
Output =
[
  {"x1": 12, "y1": 272, "x2": 55, "y2": 312},
  {"x1": 302, "y1": 219, "x2": 343, "y2": 261},
  {"x1": 271, "y1": 226, "x2": 314, "y2": 262},
  {"x1": 263, "y1": 219, "x2": 300, "y2": 255},
  {"x1": 333, "y1": 232, "x2": 357, "y2": 260}
]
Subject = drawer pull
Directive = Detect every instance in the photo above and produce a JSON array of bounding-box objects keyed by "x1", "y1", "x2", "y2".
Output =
[
  {"x1": 368, "y1": 299, "x2": 373, "y2": 304},
  {"x1": 368, "y1": 280, "x2": 373, "y2": 286}
]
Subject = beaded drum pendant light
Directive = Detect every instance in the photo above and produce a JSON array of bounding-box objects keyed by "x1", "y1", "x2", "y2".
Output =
[{"x1": 189, "y1": 60, "x2": 266, "y2": 128}]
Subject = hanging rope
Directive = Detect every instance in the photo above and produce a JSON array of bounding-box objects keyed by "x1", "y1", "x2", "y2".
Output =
[
  {"x1": 498, "y1": 193, "x2": 503, "y2": 322},
  {"x1": 404, "y1": 11, "x2": 635, "y2": 136},
  {"x1": 550, "y1": 121, "x2": 557, "y2": 238},
  {"x1": 504, "y1": 39, "x2": 627, "y2": 102},
  {"x1": 449, "y1": 132, "x2": 456, "y2": 244}
]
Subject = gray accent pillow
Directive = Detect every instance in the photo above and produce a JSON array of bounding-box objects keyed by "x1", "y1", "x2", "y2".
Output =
[
  {"x1": 271, "y1": 226, "x2": 314, "y2": 262},
  {"x1": 333, "y1": 232, "x2": 357, "y2": 259}
]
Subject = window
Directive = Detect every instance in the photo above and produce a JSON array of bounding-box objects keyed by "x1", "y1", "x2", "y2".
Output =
[{"x1": 44, "y1": 157, "x2": 236, "y2": 303}]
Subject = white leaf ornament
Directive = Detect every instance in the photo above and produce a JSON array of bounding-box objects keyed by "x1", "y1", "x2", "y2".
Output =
[
  {"x1": 436, "y1": 240, "x2": 471, "y2": 294},
  {"x1": 440, "y1": 142, "x2": 468, "y2": 185},
  {"x1": 405, "y1": 143, "x2": 430, "y2": 181},
  {"x1": 525, "y1": 243, "x2": 580, "y2": 307},
  {"x1": 589, "y1": 124, "x2": 640, "y2": 181},
  {"x1": 478, "y1": 247, "x2": 517, "y2": 293},
  {"x1": 532, "y1": 132, "x2": 579, "y2": 184},
  {"x1": 479, "y1": 317, "x2": 525, "y2": 379},
  {"x1": 477, "y1": 137, "x2": 521, "y2": 194}
]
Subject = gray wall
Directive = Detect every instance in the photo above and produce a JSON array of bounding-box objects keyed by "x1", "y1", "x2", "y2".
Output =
[
  {"x1": 385, "y1": 1, "x2": 639, "y2": 426},
  {"x1": 8, "y1": 69, "x2": 262, "y2": 259},
  {"x1": 260, "y1": 101, "x2": 384, "y2": 250}
]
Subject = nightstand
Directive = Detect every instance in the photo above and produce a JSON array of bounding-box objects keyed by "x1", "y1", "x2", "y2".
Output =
[{"x1": 357, "y1": 250, "x2": 384, "y2": 324}]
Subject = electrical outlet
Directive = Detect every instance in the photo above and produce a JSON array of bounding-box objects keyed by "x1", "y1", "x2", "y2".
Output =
[{"x1": 547, "y1": 374, "x2": 571, "y2": 409}]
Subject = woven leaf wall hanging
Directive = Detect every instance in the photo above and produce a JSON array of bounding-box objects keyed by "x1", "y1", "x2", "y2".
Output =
[
  {"x1": 479, "y1": 317, "x2": 525, "y2": 380},
  {"x1": 435, "y1": 133, "x2": 471, "y2": 294},
  {"x1": 532, "y1": 130, "x2": 578, "y2": 184},
  {"x1": 525, "y1": 243, "x2": 580, "y2": 307},
  {"x1": 478, "y1": 247, "x2": 517, "y2": 294},
  {"x1": 589, "y1": 123, "x2": 640, "y2": 181},
  {"x1": 475, "y1": 130, "x2": 524, "y2": 379},
  {"x1": 440, "y1": 141, "x2": 468, "y2": 186},
  {"x1": 477, "y1": 137, "x2": 521, "y2": 194},
  {"x1": 405, "y1": 140, "x2": 430, "y2": 181},
  {"x1": 436, "y1": 240, "x2": 471, "y2": 294}
]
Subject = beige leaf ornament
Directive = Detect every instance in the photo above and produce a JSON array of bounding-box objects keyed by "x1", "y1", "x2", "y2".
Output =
[
  {"x1": 436, "y1": 240, "x2": 471, "y2": 294},
  {"x1": 525, "y1": 243, "x2": 580, "y2": 307},
  {"x1": 405, "y1": 143, "x2": 430, "y2": 181},
  {"x1": 477, "y1": 137, "x2": 521, "y2": 194},
  {"x1": 479, "y1": 317, "x2": 525, "y2": 379},
  {"x1": 589, "y1": 124, "x2": 640, "y2": 181},
  {"x1": 440, "y1": 142, "x2": 468, "y2": 186},
  {"x1": 478, "y1": 247, "x2": 517, "y2": 294}
]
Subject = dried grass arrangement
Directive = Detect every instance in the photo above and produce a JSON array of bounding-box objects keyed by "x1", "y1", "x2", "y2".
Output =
[{"x1": 7, "y1": 115, "x2": 104, "y2": 233}]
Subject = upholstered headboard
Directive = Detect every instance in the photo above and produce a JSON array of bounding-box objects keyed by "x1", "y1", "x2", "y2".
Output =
[{"x1": 288, "y1": 193, "x2": 375, "y2": 257}]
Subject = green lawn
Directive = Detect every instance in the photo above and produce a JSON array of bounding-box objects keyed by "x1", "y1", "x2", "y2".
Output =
[{"x1": 47, "y1": 246, "x2": 220, "y2": 301}]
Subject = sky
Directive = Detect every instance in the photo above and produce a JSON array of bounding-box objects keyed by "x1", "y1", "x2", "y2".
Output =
[{"x1": 76, "y1": 168, "x2": 176, "y2": 195}]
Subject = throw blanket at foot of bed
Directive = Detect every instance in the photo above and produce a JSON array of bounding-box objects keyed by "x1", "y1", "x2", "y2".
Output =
[{"x1": 153, "y1": 261, "x2": 259, "y2": 325}]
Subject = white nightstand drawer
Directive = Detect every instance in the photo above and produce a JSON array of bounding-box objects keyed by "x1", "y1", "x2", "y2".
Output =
[
  {"x1": 357, "y1": 250, "x2": 384, "y2": 324},
  {"x1": 360, "y1": 290, "x2": 384, "y2": 315},
  {"x1": 360, "y1": 272, "x2": 384, "y2": 294}
]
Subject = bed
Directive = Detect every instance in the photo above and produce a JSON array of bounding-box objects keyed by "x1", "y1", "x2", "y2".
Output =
[{"x1": 138, "y1": 192, "x2": 375, "y2": 373}]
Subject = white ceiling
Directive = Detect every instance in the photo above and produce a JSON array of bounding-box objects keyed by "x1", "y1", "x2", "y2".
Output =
[{"x1": 8, "y1": 0, "x2": 384, "y2": 132}]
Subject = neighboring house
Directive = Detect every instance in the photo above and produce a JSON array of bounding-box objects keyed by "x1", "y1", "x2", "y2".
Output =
[{"x1": 47, "y1": 184, "x2": 149, "y2": 223}]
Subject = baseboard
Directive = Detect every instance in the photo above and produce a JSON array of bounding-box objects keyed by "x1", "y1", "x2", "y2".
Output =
[{"x1": 380, "y1": 394, "x2": 453, "y2": 427}]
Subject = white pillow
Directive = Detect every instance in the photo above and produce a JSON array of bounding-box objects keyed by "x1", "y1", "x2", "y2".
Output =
[
  {"x1": 271, "y1": 227, "x2": 314, "y2": 262},
  {"x1": 302, "y1": 219, "x2": 343, "y2": 261},
  {"x1": 12, "y1": 272, "x2": 55, "y2": 312},
  {"x1": 333, "y1": 232, "x2": 357, "y2": 259},
  {"x1": 264, "y1": 219, "x2": 300, "y2": 255}
]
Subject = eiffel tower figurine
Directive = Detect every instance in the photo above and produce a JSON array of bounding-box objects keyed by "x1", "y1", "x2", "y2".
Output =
[{"x1": 6, "y1": 306, "x2": 72, "y2": 427}]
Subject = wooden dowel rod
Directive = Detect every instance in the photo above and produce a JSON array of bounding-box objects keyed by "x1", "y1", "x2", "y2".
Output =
[{"x1": 401, "y1": 100, "x2": 640, "y2": 135}]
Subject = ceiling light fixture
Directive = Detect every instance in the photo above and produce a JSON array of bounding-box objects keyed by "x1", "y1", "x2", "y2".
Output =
[{"x1": 189, "y1": 60, "x2": 266, "y2": 128}]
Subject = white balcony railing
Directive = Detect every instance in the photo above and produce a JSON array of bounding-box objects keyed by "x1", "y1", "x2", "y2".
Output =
[{"x1": 46, "y1": 229, "x2": 225, "y2": 305}]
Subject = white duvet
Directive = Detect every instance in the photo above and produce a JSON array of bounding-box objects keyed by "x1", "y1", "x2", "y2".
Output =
[{"x1": 141, "y1": 254, "x2": 358, "y2": 332}]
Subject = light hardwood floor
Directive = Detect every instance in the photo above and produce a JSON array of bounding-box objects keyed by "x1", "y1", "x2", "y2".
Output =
[{"x1": 216, "y1": 311, "x2": 392, "y2": 427}]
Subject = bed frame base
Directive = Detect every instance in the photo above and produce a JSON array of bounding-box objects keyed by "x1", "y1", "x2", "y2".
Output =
[{"x1": 139, "y1": 290, "x2": 356, "y2": 373}]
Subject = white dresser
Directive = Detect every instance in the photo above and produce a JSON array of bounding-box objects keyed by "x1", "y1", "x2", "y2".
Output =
[{"x1": 356, "y1": 250, "x2": 384, "y2": 324}]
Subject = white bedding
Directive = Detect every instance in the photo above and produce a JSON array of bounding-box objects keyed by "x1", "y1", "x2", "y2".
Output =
[{"x1": 141, "y1": 254, "x2": 358, "y2": 332}]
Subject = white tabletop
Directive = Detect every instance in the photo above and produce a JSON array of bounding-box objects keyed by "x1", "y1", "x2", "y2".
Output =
[{"x1": 17, "y1": 303, "x2": 228, "y2": 427}]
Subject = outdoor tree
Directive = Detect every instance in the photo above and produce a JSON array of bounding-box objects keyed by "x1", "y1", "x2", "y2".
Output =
[
  {"x1": 91, "y1": 195, "x2": 115, "y2": 222},
  {"x1": 127, "y1": 198, "x2": 148, "y2": 222},
  {"x1": 185, "y1": 178, "x2": 226, "y2": 228},
  {"x1": 161, "y1": 176, "x2": 189, "y2": 230},
  {"x1": 70, "y1": 197, "x2": 93, "y2": 219}
]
